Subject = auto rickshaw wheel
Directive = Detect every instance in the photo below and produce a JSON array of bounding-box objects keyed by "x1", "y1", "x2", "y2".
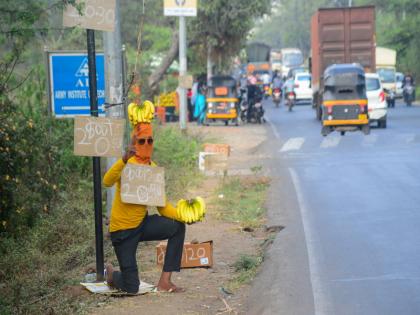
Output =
[
  {"x1": 316, "y1": 106, "x2": 322, "y2": 121},
  {"x1": 224, "y1": 120, "x2": 228, "y2": 126},
  {"x1": 362, "y1": 124, "x2": 370, "y2": 135},
  {"x1": 321, "y1": 126, "x2": 330, "y2": 137},
  {"x1": 340, "y1": 131, "x2": 345, "y2": 136}
]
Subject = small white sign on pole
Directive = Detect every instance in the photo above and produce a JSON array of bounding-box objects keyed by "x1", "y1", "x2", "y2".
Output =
[
  {"x1": 63, "y1": 0, "x2": 116, "y2": 32},
  {"x1": 164, "y1": 0, "x2": 197, "y2": 17}
]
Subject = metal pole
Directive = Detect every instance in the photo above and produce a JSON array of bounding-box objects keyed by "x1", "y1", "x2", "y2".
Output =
[
  {"x1": 179, "y1": 16, "x2": 187, "y2": 130},
  {"x1": 87, "y1": 29, "x2": 104, "y2": 282},
  {"x1": 207, "y1": 45, "x2": 212, "y2": 86},
  {"x1": 103, "y1": 0, "x2": 123, "y2": 221}
]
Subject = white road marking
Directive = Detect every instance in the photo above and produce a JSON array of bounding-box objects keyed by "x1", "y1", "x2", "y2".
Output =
[
  {"x1": 403, "y1": 133, "x2": 416, "y2": 143},
  {"x1": 289, "y1": 168, "x2": 333, "y2": 315},
  {"x1": 280, "y1": 137, "x2": 305, "y2": 152},
  {"x1": 265, "y1": 116, "x2": 280, "y2": 139},
  {"x1": 320, "y1": 136, "x2": 341, "y2": 149},
  {"x1": 362, "y1": 134, "x2": 378, "y2": 147}
]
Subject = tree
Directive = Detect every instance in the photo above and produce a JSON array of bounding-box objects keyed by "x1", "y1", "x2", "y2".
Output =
[{"x1": 251, "y1": 0, "x2": 331, "y2": 55}]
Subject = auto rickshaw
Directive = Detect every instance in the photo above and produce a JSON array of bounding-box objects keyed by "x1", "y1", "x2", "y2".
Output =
[
  {"x1": 321, "y1": 64, "x2": 370, "y2": 136},
  {"x1": 205, "y1": 75, "x2": 239, "y2": 126}
]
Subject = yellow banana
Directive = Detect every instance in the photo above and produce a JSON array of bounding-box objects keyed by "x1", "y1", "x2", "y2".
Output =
[
  {"x1": 191, "y1": 201, "x2": 200, "y2": 222},
  {"x1": 176, "y1": 199, "x2": 184, "y2": 220},
  {"x1": 196, "y1": 197, "x2": 206, "y2": 219},
  {"x1": 136, "y1": 106, "x2": 143, "y2": 123}
]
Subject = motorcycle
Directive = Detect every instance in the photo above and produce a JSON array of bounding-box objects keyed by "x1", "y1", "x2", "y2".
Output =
[
  {"x1": 240, "y1": 97, "x2": 265, "y2": 124},
  {"x1": 262, "y1": 84, "x2": 271, "y2": 99},
  {"x1": 272, "y1": 88, "x2": 282, "y2": 108},
  {"x1": 403, "y1": 84, "x2": 415, "y2": 106},
  {"x1": 286, "y1": 91, "x2": 296, "y2": 111},
  {"x1": 383, "y1": 88, "x2": 396, "y2": 108}
]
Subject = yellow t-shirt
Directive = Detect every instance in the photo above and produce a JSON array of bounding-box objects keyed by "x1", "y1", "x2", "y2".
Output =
[{"x1": 103, "y1": 157, "x2": 178, "y2": 232}]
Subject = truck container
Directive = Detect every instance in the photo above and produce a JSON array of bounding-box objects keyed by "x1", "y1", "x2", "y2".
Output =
[
  {"x1": 376, "y1": 46, "x2": 397, "y2": 92},
  {"x1": 310, "y1": 6, "x2": 376, "y2": 120}
]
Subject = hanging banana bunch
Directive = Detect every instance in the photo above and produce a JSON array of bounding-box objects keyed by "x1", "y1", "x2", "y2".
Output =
[
  {"x1": 176, "y1": 197, "x2": 206, "y2": 224},
  {"x1": 127, "y1": 100, "x2": 155, "y2": 126}
]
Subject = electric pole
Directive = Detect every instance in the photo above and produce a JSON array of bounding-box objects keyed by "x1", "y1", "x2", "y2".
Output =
[
  {"x1": 179, "y1": 16, "x2": 187, "y2": 130},
  {"x1": 103, "y1": 0, "x2": 124, "y2": 220}
]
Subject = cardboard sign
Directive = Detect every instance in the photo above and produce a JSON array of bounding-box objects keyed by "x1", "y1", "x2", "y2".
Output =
[
  {"x1": 63, "y1": 0, "x2": 116, "y2": 32},
  {"x1": 156, "y1": 241, "x2": 213, "y2": 268},
  {"x1": 74, "y1": 116, "x2": 124, "y2": 157},
  {"x1": 205, "y1": 154, "x2": 228, "y2": 171},
  {"x1": 164, "y1": 0, "x2": 197, "y2": 17},
  {"x1": 198, "y1": 152, "x2": 228, "y2": 172},
  {"x1": 203, "y1": 143, "x2": 231, "y2": 157},
  {"x1": 120, "y1": 164, "x2": 166, "y2": 207},
  {"x1": 179, "y1": 75, "x2": 193, "y2": 89}
]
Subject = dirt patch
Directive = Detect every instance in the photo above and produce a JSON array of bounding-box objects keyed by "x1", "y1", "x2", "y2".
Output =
[{"x1": 89, "y1": 124, "x2": 272, "y2": 315}]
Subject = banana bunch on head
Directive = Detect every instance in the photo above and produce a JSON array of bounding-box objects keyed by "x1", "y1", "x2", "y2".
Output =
[
  {"x1": 127, "y1": 100, "x2": 155, "y2": 126},
  {"x1": 176, "y1": 197, "x2": 206, "y2": 224}
]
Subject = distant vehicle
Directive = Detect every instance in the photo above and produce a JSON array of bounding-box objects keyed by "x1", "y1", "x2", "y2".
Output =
[
  {"x1": 246, "y1": 42, "x2": 271, "y2": 75},
  {"x1": 287, "y1": 66, "x2": 306, "y2": 79},
  {"x1": 281, "y1": 48, "x2": 304, "y2": 78},
  {"x1": 293, "y1": 72, "x2": 313, "y2": 103},
  {"x1": 395, "y1": 72, "x2": 404, "y2": 98},
  {"x1": 205, "y1": 76, "x2": 239, "y2": 126},
  {"x1": 376, "y1": 47, "x2": 397, "y2": 107},
  {"x1": 310, "y1": 6, "x2": 376, "y2": 121},
  {"x1": 365, "y1": 73, "x2": 387, "y2": 128},
  {"x1": 320, "y1": 64, "x2": 370, "y2": 136},
  {"x1": 270, "y1": 48, "x2": 282, "y2": 72}
]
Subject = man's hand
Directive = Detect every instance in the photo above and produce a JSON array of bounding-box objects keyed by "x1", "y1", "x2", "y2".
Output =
[{"x1": 122, "y1": 145, "x2": 136, "y2": 163}]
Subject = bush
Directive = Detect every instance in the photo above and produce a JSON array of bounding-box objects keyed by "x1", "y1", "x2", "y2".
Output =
[
  {"x1": 0, "y1": 68, "x2": 90, "y2": 236},
  {"x1": 153, "y1": 125, "x2": 203, "y2": 200}
]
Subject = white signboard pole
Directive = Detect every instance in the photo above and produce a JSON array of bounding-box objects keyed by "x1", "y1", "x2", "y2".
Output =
[
  {"x1": 164, "y1": 0, "x2": 197, "y2": 131},
  {"x1": 179, "y1": 16, "x2": 187, "y2": 130}
]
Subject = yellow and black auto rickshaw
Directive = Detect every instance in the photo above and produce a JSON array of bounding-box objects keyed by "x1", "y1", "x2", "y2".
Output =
[
  {"x1": 205, "y1": 75, "x2": 239, "y2": 126},
  {"x1": 321, "y1": 64, "x2": 370, "y2": 136}
]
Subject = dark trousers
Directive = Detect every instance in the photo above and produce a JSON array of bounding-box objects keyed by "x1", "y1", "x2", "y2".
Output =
[{"x1": 110, "y1": 215, "x2": 185, "y2": 294}]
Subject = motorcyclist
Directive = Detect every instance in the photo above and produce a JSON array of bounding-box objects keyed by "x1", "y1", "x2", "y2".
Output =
[
  {"x1": 272, "y1": 71, "x2": 283, "y2": 90},
  {"x1": 247, "y1": 74, "x2": 262, "y2": 122},
  {"x1": 402, "y1": 73, "x2": 416, "y2": 104}
]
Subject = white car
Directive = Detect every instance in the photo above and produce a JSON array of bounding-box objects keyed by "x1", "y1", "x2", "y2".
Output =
[
  {"x1": 366, "y1": 73, "x2": 387, "y2": 128},
  {"x1": 293, "y1": 72, "x2": 313, "y2": 103}
]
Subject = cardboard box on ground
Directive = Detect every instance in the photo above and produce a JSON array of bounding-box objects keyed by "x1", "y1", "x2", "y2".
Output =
[
  {"x1": 199, "y1": 144, "x2": 231, "y2": 172},
  {"x1": 156, "y1": 241, "x2": 213, "y2": 268}
]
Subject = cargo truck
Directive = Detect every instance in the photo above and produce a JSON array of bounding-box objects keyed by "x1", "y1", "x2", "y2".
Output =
[
  {"x1": 376, "y1": 46, "x2": 397, "y2": 92},
  {"x1": 245, "y1": 42, "x2": 271, "y2": 75},
  {"x1": 310, "y1": 6, "x2": 376, "y2": 120}
]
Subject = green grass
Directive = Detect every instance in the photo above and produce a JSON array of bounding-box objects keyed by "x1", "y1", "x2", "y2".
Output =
[
  {"x1": 228, "y1": 254, "x2": 263, "y2": 290},
  {"x1": 214, "y1": 176, "x2": 269, "y2": 228}
]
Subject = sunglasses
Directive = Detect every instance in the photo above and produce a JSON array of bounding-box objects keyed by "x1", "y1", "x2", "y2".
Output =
[{"x1": 137, "y1": 137, "x2": 154, "y2": 145}]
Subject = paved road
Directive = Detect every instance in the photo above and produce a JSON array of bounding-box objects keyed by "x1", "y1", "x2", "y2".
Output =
[{"x1": 247, "y1": 100, "x2": 420, "y2": 315}]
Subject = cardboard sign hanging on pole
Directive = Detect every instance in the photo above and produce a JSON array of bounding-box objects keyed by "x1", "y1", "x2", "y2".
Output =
[
  {"x1": 179, "y1": 74, "x2": 193, "y2": 89},
  {"x1": 121, "y1": 164, "x2": 166, "y2": 207},
  {"x1": 74, "y1": 116, "x2": 125, "y2": 157},
  {"x1": 63, "y1": 0, "x2": 116, "y2": 32}
]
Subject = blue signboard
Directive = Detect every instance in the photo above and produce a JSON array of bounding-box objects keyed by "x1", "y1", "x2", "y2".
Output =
[{"x1": 48, "y1": 52, "x2": 105, "y2": 117}]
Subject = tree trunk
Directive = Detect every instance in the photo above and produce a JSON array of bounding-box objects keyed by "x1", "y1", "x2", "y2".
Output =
[{"x1": 148, "y1": 31, "x2": 179, "y2": 96}]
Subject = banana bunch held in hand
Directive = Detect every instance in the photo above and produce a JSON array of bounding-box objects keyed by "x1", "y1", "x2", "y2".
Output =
[
  {"x1": 176, "y1": 197, "x2": 206, "y2": 224},
  {"x1": 127, "y1": 100, "x2": 155, "y2": 126}
]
